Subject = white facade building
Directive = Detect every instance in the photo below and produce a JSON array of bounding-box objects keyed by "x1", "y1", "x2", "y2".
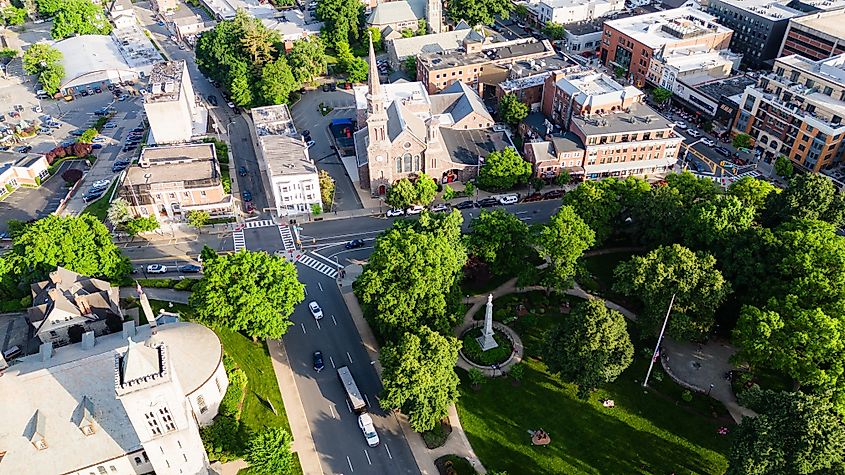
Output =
[
  {"x1": 250, "y1": 105, "x2": 321, "y2": 216},
  {"x1": 531, "y1": 0, "x2": 623, "y2": 25},
  {"x1": 0, "y1": 288, "x2": 227, "y2": 475},
  {"x1": 647, "y1": 46, "x2": 742, "y2": 91},
  {"x1": 143, "y1": 60, "x2": 206, "y2": 144}
]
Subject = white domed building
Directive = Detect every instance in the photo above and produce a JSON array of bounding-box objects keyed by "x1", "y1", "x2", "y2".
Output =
[{"x1": 0, "y1": 289, "x2": 227, "y2": 475}]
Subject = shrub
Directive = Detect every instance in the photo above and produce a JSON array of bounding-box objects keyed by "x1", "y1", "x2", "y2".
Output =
[
  {"x1": 681, "y1": 390, "x2": 693, "y2": 402},
  {"x1": 245, "y1": 428, "x2": 295, "y2": 474},
  {"x1": 220, "y1": 366, "x2": 247, "y2": 417},
  {"x1": 201, "y1": 415, "x2": 247, "y2": 462},
  {"x1": 461, "y1": 328, "x2": 512, "y2": 366},
  {"x1": 509, "y1": 362, "x2": 525, "y2": 382},
  {"x1": 174, "y1": 279, "x2": 196, "y2": 291},
  {"x1": 468, "y1": 368, "x2": 485, "y2": 387}
]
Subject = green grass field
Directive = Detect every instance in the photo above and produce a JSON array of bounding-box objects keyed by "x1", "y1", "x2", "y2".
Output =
[{"x1": 457, "y1": 294, "x2": 732, "y2": 475}]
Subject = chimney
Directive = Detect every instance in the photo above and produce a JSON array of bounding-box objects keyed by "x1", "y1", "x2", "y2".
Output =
[
  {"x1": 39, "y1": 341, "x2": 53, "y2": 362},
  {"x1": 81, "y1": 331, "x2": 96, "y2": 350},
  {"x1": 122, "y1": 320, "x2": 136, "y2": 339},
  {"x1": 75, "y1": 295, "x2": 91, "y2": 315}
]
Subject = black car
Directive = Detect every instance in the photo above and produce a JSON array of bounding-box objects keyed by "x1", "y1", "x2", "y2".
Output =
[
  {"x1": 321, "y1": 83, "x2": 330, "y2": 92},
  {"x1": 70, "y1": 129, "x2": 85, "y2": 136},
  {"x1": 82, "y1": 190, "x2": 105, "y2": 203},
  {"x1": 302, "y1": 129, "x2": 311, "y2": 138},
  {"x1": 238, "y1": 166, "x2": 248, "y2": 177},
  {"x1": 242, "y1": 190, "x2": 252, "y2": 202},
  {"x1": 313, "y1": 351, "x2": 324, "y2": 372},
  {"x1": 131, "y1": 127, "x2": 144, "y2": 133},
  {"x1": 328, "y1": 83, "x2": 337, "y2": 91},
  {"x1": 455, "y1": 200, "x2": 475, "y2": 209},
  {"x1": 123, "y1": 145, "x2": 137, "y2": 152},
  {"x1": 207, "y1": 95, "x2": 218, "y2": 106},
  {"x1": 345, "y1": 239, "x2": 365, "y2": 249},
  {"x1": 112, "y1": 162, "x2": 130, "y2": 172},
  {"x1": 178, "y1": 264, "x2": 202, "y2": 273},
  {"x1": 714, "y1": 147, "x2": 731, "y2": 157},
  {"x1": 542, "y1": 189, "x2": 565, "y2": 199},
  {"x1": 477, "y1": 197, "x2": 500, "y2": 208}
]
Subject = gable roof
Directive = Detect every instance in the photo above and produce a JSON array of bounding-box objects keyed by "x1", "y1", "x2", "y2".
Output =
[
  {"x1": 436, "y1": 81, "x2": 493, "y2": 123},
  {"x1": 368, "y1": 0, "x2": 420, "y2": 26}
]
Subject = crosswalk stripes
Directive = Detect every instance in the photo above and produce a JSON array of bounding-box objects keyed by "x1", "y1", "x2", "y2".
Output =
[
  {"x1": 297, "y1": 253, "x2": 339, "y2": 279},
  {"x1": 242, "y1": 219, "x2": 275, "y2": 229},
  {"x1": 279, "y1": 225, "x2": 296, "y2": 251},
  {"x1": 233, "y1": 231, "x2": 246, "y2": 252}
]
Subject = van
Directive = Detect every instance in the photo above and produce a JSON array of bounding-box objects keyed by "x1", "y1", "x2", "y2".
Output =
[{"x1": 3, "y1": 345, "x2": 21, "y2": 360}]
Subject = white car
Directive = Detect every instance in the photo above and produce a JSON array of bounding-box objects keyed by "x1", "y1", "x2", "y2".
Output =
[
  {"x1": 358, "y1": 413, "x2": 380, "y2": 447},
  {"x1": 386, "y1": 208, "x2": 404, "y2": 217},
  {"x1": 306, "y1": 140, "x2": 315, "y2": 148},
  {"x1": 146, "y1": 264, "x2": 167, "y2": 274},
  {"x1": 92, "y1": 136, "x2": 107, "y2": 143},
  {"x1": 498, "y1": 195, "x2": 518, "y2": 205},
  {"x1": 91, "y1": 179, "x2": 110, "y2": 189},
  {"x1": 687, "y1": 129, "x2": 701, "y2": 138},
  {"x1": 430, "y1": 203, "x2": 450, "y2": 212},
  {"x1": 701, "y1": 138, "x2": 716, "y2": 147},
  {"x1": 674, "y1": 121, "x2": 687, "y2": 130},
  {"x1": 492, "y1": 123, "x2": 508, "y2": 132},
  {"x1": 308, "y1": 301, "x2": 323, "y2": 320},
  {"x1": 406, "y1": 205, "x2": 425, "y2": 215}
]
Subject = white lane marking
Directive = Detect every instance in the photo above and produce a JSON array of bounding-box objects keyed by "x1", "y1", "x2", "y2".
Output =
[
  {"x1": 318, "y1": 282, "x2": 323, "y2": 292},
  {"x1": 364, "y1": 394, "x2": 370, "y2": 407},
  {"x1": 304, "y1": 286, "x2": 308, "y2": 296},
  {"x1": 347, "y1": 456, "x2": 354, "y2": 472},
  {"x1": 332, "y1": 315, "x2": 337, "y2": 325},
  {"x1": 301, "y1": 323, "x2": 307, "y2": 334},
  {"x1": 346, "y1": 351, "x2": 353, "y2": 363},
  {"x1": 346, "y1": 399, "x2": 352, "y2": 413},
  {"x1": 329, "y1": 356, "x2": 336, "y2": 368},
  {"x1": 330, "y1": 405, "x2": 336, "y2": 419},
  {"x1": 364, "y1": 450, "x2": 372, "y2": 465},
  {"x1": 312, "y1": 251, "x2": 344, "y2": 268},
  {"x1": 316, "y1": 319, "x2": 321, "y2": 330},
  {"x1": 385, "y1": 444, "x2": 392, "y2": 459},
  {"x1": 327, "y1": 246, "x2": 374, "y2": 259}
]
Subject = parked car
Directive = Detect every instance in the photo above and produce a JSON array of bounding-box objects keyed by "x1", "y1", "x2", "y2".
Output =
[
  {"x1": 227, "y1": 101, "x2": 235, "y2": 109},
  {"x1": 103, "y1": 123, "x2": 117, "y2": 129},
  {"x1": 92, "y1": 136, "x2": 107, "y2": 143},
  {"x1": 16, "y1": 145, "x2": 32, "y2": 153},
  {"x1": 308, "y1": 301, "x2": 323, "y2": 320},
  {"x1": 455, "y1": 200, "x2": 475, "y2": 209},
  {"x1": 306, "y1": 140, "x2": 315, "y2": 148},
  {"x1": 112, "y1": 161, "x2": 130, "y2": 172},
  {"x1": 70, "y1": 129, "x2": 85, "y2": 136},
  {"x1": 687, "y1": 129, "x2": 701, "y2": 138},
  {"x1": 477, "y1": 197, "x2": 500, "y2": 208},
  {"x1": 321, "y1": 83, "x2": 331, "y2": 92},
  {"x1": 345, "y1": 239, "x2": 365, "y2": 249},
  {"x1": 313, "y1": 351, "x2": 324, "y2": 372},
  {"x1": 358, "y1": 413, "x2": 380, "y2": 447},
  {"x1": 714, "y1": 146, "x2": 731, "y2": 157},
  {"x1": 146, "y1": 264, "x2": 168, "y2": 274},
  {"x1": 498, "y1": 194, "x2": 519, "y2": 205},
  {"x1": 430, "y1": 203, "x2": 450, "y2": 212},
  {"x1": 91, "y1": 179, "x2": 110, "y2": 190},
  {"x1": 2, "y1": 345, "x2": 21, "y2": 360},
  {"x1": 522, "y1": 192, "x2": 543, "y2": 202},
  {"x1": 122, "y1": 145, "x2": 137, "y2": 152},
  {"x1": 673, "y1": 121, "x2": 687, "y2": 130},
  {"x1": 701, "y1": 138, "x2": 716, "y2": 147},
  {"x1": 91, "y1": 143, "x2": 103, "y2": 149},
  {"x1": 178, "y1": 264, "x2": 202, "y2": 273},
  {"x1": 406, "y1": 205, "x2": 425, "y2": 215},
  {"x1": 543, "y1": 189, "x2": 565, "y2": 199},
  {"x1": 82, "y1": 189, "x2": 105, "y2": 203},
  {"x1": 238, "y1": 166, "x2": 248, "y2": 177},
  {"x1": 242, "y1": 190, "x2": 252, "y2": 202},
  {"x1": 207, "y1": 95, "x2": 218, "y2": 106},
  {"x1": 386, "y1": 208, "x2": 404, "y2": 217}
]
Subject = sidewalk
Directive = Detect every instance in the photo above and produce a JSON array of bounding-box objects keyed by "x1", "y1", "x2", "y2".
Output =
[
  {"x1": 113, "y1": 222, "x2": 233, "y2": 245},
  {"x1": 119, "y1": 287, "x2": 191, "y2": 304}
]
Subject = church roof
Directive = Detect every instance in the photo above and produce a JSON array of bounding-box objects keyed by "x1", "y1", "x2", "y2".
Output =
[
  {"x1": 367, "y1": 0, "x2": 424, "y2": 26},
  {"x1": 0, "y1": 322, "x2": 223, "y2": 474},
  {"x1": 439, "y1": 128, "x2": 510, "y2": 165},
  {"x1": 119, "y1": 338, "x2": 162, "y2": 385},
  {"x1": 433, "y1": 81, "x2": 493, "y2": 123},
  {"x1": 386, "y1": 101, "x2": 426, "y2": 143}
]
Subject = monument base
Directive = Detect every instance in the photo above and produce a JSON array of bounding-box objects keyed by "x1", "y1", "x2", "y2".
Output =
[{"x1": 477, "y1": 332, "x2": 499, "y2": 351}]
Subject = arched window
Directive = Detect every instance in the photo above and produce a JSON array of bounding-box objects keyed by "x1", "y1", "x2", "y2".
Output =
[
  {"x1": 396, "y1": 157, "x2": 402, "y2": 173},
  {"x1": 403, "y1": 153, "x2": 412, "y2": 172},
  {"x1": 413, "y1": 155, "x2": 420, "y2": 171}
]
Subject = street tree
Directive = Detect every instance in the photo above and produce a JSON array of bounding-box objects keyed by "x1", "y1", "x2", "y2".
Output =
[
  {"x1": 728, "y1": 176, "x2": 778, "y2": 217},
  {"x1": 385, "y1": 178, "x2": 417, "y2": 209},
  {"x1": 354, "y1": 212, "x2": 467, "y2": 339},
  {"x1": 765, "y1": 173, "x2": 845, "y2": 228},
  {"x1": 535, "y1": 205, "x2": 595, "y2": 289},
  {"x1": 468, "y1": 209, "x2": 532, "y2": 277},
  {"x1": 379, "y1": 326, "x2": 461, "y2": 432},
  {"x1": 555, "y1": 170, "x2": 571, "y2": 187},
  {"x1": 682, "y1": 195, "x2": 754, "y2": 249},
  {"x1": 36, "y1": 0, "x2": 61, "y2": 15},
  {"x1": 106, "y1": 197, "x2": 131, "y2": 225},
  {"x1": 732, "y1": 133, "x2": 753, "y2": 150},
  {"x1": 259, "y1": 56, "x2": 298, "y2": 105},
  {"x1": 3, "y1": 6, "x2": 26, "y2": 25},
  {"x1": 316, "y1": 0, "x2": 364, "y2": 45},
  {"x1": 727, "y1": 389, "x2": 845, "y2": 475},
  {"x1": 651, "y1": 87, "x2": 672, "y2": 106},
  {"x1": 79, "y1": 128, "x2": 98, "y2": 143},
  {"x1": 543, "y1": 299, "x2": 634, "y2": 398},
  {"x1": 124, "y1": 216, "x2": 159, "y2": 236},
  {"x1": 561, "y1": 179, "x2": 622, "y2": 245},
  {"x1": 664, "y1": 171, "x2": 721, "y2": 205},
  {"x1": 21, "y1": 43, "x2": 64, "y2": 95},
  {"x1": 541, "y1": 22, "x2": 566, "y2": 40},
  {"x1": 190, "y1": 250, "x2": 305, "y2": 340},
  {"x1": 414, "y1": 172, "x2": 438, "y2": 206},
  {"x1": 613, "y1": 244, "x2": 731, "y2": 341},
  {"x1": 51, "y1": 0, "x2": 111, "y2": 39},
  {"x1": 318, "y1": 170, "x2": 335, "y2": 210},
  {"x1": 228, "y1": 59, "x2": 255, "y2": 108},
  {"x1": 245, "y1": 428, "x2": 295, "y2": 474},
  {"x1": 775, "y1": 155, "x2": 794, "y2": 178},
  {"x1": 186, "y1": 210, "x2": 210, "y2": 230},
  {"x1": 447, "y1": 0, "x2": 511, "y2": 26},
  {"x1": 288, "y1": 37, "x2": 327, "y2": 84},
  {"x1": 628, "y1": 184, "x2": 686, "y2": 246},
  {"x1": 497, "y1": 93, "x2": 528, "y2": 127},
  {"x1": 477, "y1": 147, "x2": 531, "y2": 190}
]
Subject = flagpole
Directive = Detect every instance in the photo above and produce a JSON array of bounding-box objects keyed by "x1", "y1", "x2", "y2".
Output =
[{"x1": 643, "y1": 293, "x2": 675, "y2": 388}]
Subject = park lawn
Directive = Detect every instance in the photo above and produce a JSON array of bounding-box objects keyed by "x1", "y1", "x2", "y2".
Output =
[
  {"x1": 579, "y1": 251, "x2": 641, "y2": 309},
  {"x1": 457, "y1": 300, "x2": 732, "y2": 475}
]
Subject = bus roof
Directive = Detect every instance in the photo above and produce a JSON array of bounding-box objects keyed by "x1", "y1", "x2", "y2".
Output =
[{"x1": 337, "y1": 366, "x2": 366, "y2": 411}]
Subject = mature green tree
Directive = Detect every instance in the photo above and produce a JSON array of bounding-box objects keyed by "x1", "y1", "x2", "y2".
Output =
[
  {"x1": 51, "y1": 0, "x2": 111, "y2": 39},
  {"x1": 664, "y1": 171, "x2": 720, "y2": 205},
  {"x1": 106, "y1": 197, "x2": 131, "y2": 226},
  {"x1": 765, "y1": 174, "x2": 845, "y2": 228},
  {"x1": 4, "y1": 215, "x2": 130, "y2": 291},
  {"x1": 716, "y1": 226, "x2": 779, "y2": 302},
  {"x1": 651, "y1": 87, "x2": 672, "y2": 106},
  {"x1": 367, "y1": 27, "x2": 383, "y2": 50},
  {"x1": 403, "y1": 56, "x2": 417, "y2": 79},
  {"x1": 728, "y1": 176, "x2": 778, "y2": 217},
  {"x1": 561, "y1": 179, "x2": 621, "y2": 245},
  {"x1": 497, "y1": 93, "x2": 528, "y2": 127},
  {"x1": 22, "y1": 43, "x2": 64, "y2": 95},
  {"x1": 732, "y1": 133, "x2": 753, "y2": 149},
  {"x1": 613, "y1": 244, "x2": 731, "y2": 340},
  {"x1": 536, "y1": 206, "x2": 595, "y2": 289},
  {"x1": 555, "y1": 170, "x2": 571, "y2": 187},
  {"x1": 245, "y1": 428, "x2": 295, "y2": 474},
  {"x1": 354, "y1": 212, "x2": 467, "y2": 339},
  {"x1": 628, "y1": 184, "x2": 685, "y2": 246},
  {"x1": 228, "y1": 58, "x2": 254, "y2": 108},
  {"x1": 196, "y1": 18, "x2": 244, "y2": 86},
  {"x1": 288, "y1": 37, "x2": 327, "y2": 84},
  {"x1": 543, "y1": 299, "x2": 634, "y2": 398},
  {"x1": 190, "y1": 250, "x2": 305, "y2": 340},
  {"x1": 727, "y1": 389, "x2": 845, "y2": 475},
  {"x1": 36, "y1": 0, "x2": 61, "y2": 15},
  {"x1": 775, "y1": 155, "x2": 794, "y2": 178},
  {"x1": 414, "y1": 173, "x2": 438, "y2": 206},
  {"x1": 512, "y1": 3, "x2": 528, "y2": 18},
  {"x1": 124, "y1": 216, "x2": 160, "y2": 236},
  {"x1": 3, "y1": 6, "x2": 27, "y2": 25},
  {"x1": 318, "y1": 170, "x2": 335, "y2": 210},
  {"x1": 447, "y1": 0, "x2": 511, "y2": 26},
  {"x1": 380, "y1": 326, "x2": 461, "y2": 432},
  {"x1": 541, "y1": 22, "x2": 566, "y2": 40},
  {"x1": 477, "y1": 147, "x2": 531, "y2": 190},
  {"x1": 682, "y1": 195, "x2": 754, "y2": 249},
  {"x1": 335, "y1": 41, "x2": 355, "y2": 69},
  {"x1": 346, "y1": 57, "x2": 369, "y2": 83},
  {"x1": 186, "y1": 210, "x2": 210, "y2": 230},
  {"x1": 385, "y1": 178, "x2": 416, "y2": 209},
  {"x1": 468, "y1": 209, "x2": 532, "y2": 277},
  {"x1": 316, "y1": 0, "x2": 364, "y2": 45},
  {"x1": 79, "y1": 128, "x2": 98, "y2": 144},
  {"x1": 237, "y1": 11, "x2": 278, "y2": 66},
  {"x1": 259, "y1": 56, "x2": 297, "y2": 105}
]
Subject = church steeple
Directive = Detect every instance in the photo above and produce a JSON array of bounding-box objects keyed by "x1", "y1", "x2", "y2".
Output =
[{"x1": 366, "y1": 31, "x2": 388, "y2": 144}]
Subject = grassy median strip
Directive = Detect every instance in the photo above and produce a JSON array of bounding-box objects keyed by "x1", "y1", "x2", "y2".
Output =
[{"x1": 82, "y1": 180, "x2": 118, "y2": 221}]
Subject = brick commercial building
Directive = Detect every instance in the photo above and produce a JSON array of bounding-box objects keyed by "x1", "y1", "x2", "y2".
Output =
[
  {"x1": 600, "y1": 8, "x2": 732, "y2": 87},
  {"x1": 779, "y1": 8, "x2": 845, "y2": 61},
  {"x1": 495, "y1": 55, "x2": 577, "y2": 111},
  {"x1": 734, "y1": 53, "x2": 845, "y2": 172}
]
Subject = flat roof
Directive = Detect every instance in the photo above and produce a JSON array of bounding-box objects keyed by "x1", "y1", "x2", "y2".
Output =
[
  {"x1": 713, "y1": 0, "x2": 804, "y2": 20},
  {"x1": 259, "y1": 135, "x2": 317, "y2": 177},
  {"x1": 564, "y1": 6, "x2": 660, "y2": 36},
  {"x1": 145, "y1": 60, "x2": 186, "y2": 104},
  {"x1": 571, "y1": 102, "x2": 674, "y2": 136},
  {"x1": 791, "y1": 8, "x2": 845, "y2": 39},
  {"x1": 556, "y1": 68, "x2": 643, "y2": 107},
  {"x1": 129, "y1": 143, "x2": 218, "y2": 183},
  {"x1": 694, "y1": 74, "x2": 757, "y2": 100},
  {"x1": 605, "y1": 8, "x2": 731, "y2": 49},
  {"x1": 252, "y1": 104, "x2": 297, "y2": 136}
]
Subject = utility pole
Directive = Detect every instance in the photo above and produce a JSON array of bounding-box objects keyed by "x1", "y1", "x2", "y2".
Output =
[{"x1": 643, "y1": 293, "x2": 675, "y2": 388}]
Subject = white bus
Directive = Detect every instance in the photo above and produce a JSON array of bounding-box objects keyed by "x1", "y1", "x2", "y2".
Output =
[{"x1": 337, "y1": 366, "x2": 367, "y2": 413}]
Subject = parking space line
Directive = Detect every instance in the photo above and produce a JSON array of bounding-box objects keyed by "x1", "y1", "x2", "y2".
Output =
[
  {"x1": 318, "y1": 282, "x2": 323, "y2": 292},
  {"x1": 301, "y1": 323, "x2": 307, "y2": 334},
  {"x1": 364, "y1": 394, "x2": 370, "y2": 407},
  {"x1": 329, "y1": 356, "x2": 335, "y2": 368},
  {"x1": 346, "y1": 351, "x2": 353, "y2": 363},
  {"x1": 315, "y1": 319, "x2": 321, "y2": 330},
  {"x1": 385, "y1": 444, "x2": 392, "y2": 459},
  {"x1": 332, "y1": 315, "x2": 337, "y2": 326},
  {"x1": 364, "y1": 450, "x2": 371, "y2": 465},
  {"x1": 347, "y1": 456, "x2": 354, "y2": 472},
  {"x1": 346, "y1": 399, "x2": 352, "y2": 413}
]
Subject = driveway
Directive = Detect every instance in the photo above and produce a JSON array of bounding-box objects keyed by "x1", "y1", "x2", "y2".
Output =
[{"x1": 0, "y1": 159, "x2": 85, "y2": 232}]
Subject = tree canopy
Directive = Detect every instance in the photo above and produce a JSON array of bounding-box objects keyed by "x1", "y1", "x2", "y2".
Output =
[
  {"x1": 354, "y1": 212, "x2": 467, "y2": 340},
  {"x1": 51, "y1": 0, "x2": 111, "y2": 39},
  {"x1": 764, "y1": 173, "x2": 845, "y2": 228},
  {"x1": 541, "y1": 22, "x2": 566, "y2": 40},
  {"x1": 22, "y1": 43, "x2": 65, "y2": 95},
  {"x1": 385, "y1": 178, "x2": 417, "y2": 209},
  {"x1": 447, "y1": 0, "x2": 511, "y2": 26},
  {"x1": 468, "y1": 210, "x2": 533, "y2": 277},
  {"x1": 651, "y1": 87, "x2": 672, "y2": 105},
  {"x1": 316, "y1": 0, "x2": 364, "y2": 46},
  {"x1": 380, "y1": 326, "x2": 461, "y2": 432},
  {"x1": 561, "y1": 179, "x2": 623, "y2": 245},
  {"x1": 775, "y1": 156, "x2": 794, "y2": 178},
  {"x1": 190, "y1": 250, "x2": 305, "y2": 340},
  {"x1": 2, "y1": 6, "x2": 26, "y2": 26},
  {"x1": 497, "y1": 93, "x2": 528, "y2": 127},
  {"x1": 728, "y1": 176, "x2": 778, "y2": 217},
  {"x1": 258, "y1": 56, "x2": 298, "y2": 105},
  {"x1": 613, "y1": 244, "x2": 731, "y2": 341},
  {"x1": 287, "y1": 37, "x2": 327, "y2": 84},
  {"x1": 681, "y1": 195, "x2": 755, "y2": 249},
  {"x1": 477, "y1": 147, "x2": 532, "y2": 191},
  {"x1": 543, "y1": 299, "x2": 634, "y2": 398},
  {"x1": 536, "y1": 206, "x2": 595, "y2": 289},
  {"x1": 732, "y1": 133, "x2": 753, "y2": 150},
  {"x1": 245, "y1": 428, "x2": 295, "y2": 474}
]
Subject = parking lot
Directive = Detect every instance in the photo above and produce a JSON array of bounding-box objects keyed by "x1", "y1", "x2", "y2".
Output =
[{"x1": 0, "y1": 160, "x2": 86, "y2": 233}]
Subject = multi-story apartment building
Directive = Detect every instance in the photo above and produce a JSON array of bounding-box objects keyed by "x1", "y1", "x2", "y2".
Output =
[
  {"x1": 119, "y1": 143, "x2": 234, "y2": 221},
  {"x1": 417, "y1": 37, "x2": 556, "y2": 95},
  {"x1": 529, "y1": 0, "x2": 624, "y2": 25},
  {"x1": 496, "y1": 56, "x2": 577, "y2": 112},
  {"x1": 529, "y1": 68, "x2": 683, "y2": 180},
  {"x1": 600, "y1": 8, "x2": 733, "y2": 88},
  {"x1": 734, "y1": 53, "x2": 845, "y2": 172},
  {"x1": 250, "y1": 105, "x2": 322, "y2": 216},
  {"x1": 143, "y1": 60, "x2": 204, "y2": 144},
  {"x1": 779, "y1": 8, "x2": 845, "y2": 61}
]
